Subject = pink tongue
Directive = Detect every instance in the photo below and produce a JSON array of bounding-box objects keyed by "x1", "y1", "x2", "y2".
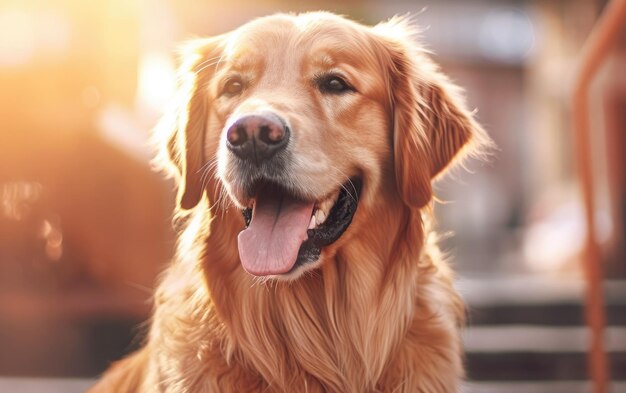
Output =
[{"x1": 238, "y1": 186, "x2": 314, "y2": 276}]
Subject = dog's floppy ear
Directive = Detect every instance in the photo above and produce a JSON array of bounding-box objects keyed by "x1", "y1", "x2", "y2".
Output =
[
  {"x1": 415, "y1": 70, "x2": 485, "y2": 180},
  {"x1": 386, "y1": 50, "x2": 434, "y2": 209},
  {"x1": 375, "y1": 19, "x2": 488, "y2": 208},
  {"x1": 155, "y1": 36, "x2": 225, "y2": 210}
]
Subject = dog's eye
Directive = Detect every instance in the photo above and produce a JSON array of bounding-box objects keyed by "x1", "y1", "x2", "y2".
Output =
[
  {"x1": 316, "y1": 74, "x2": 353, "y2": 94},
  {"x1": 222, "y1": 77, "x2": 244, "y2": 96}
]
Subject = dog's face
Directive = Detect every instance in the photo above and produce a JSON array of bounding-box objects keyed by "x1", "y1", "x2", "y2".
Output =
[{"x1": 159, "y1": 12, "x2": 485, "y2": 280}]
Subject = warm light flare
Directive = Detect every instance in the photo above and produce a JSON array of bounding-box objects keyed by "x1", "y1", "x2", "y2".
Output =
[
  {"x1": 1, "y1": 182, "x2": 42, "y2": 221},
  {"x1": 0, "y1": 7, "x2": 70, "y2": 67},
  {"x1": 0, "y1": 9, "x2": 36, "y2": 66},
  {"x1": 136, "y1": 52, "x2": 177, "y2": 115}
]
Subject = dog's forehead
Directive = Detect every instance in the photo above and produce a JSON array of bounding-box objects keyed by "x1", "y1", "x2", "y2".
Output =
[{"x1": 223, "y1": 14, "x2": 377, "y2": 69}]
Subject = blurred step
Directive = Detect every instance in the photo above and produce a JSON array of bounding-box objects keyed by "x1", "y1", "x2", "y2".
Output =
[
  {"x1": 468, "y1": 303, "x2": 626, "y2": 326},
  {"x1": 464, "y1": 326, "x2": 626, "y2": 380},
  {"x1": 464, "y1": 326, "x2": 626, "y2": 353},
  {"x1": 466, "y1": 351, "x2": 626, "y2": 381},
  {"x1": 462, "y1": 381, "x2": 626, "y2": 393},
  {"x1": 0, "y1": 377, "x2": 93, "y2": 393},
  {"x1": 460, "y1": 276, "x2": 626, "y2": 382},
  {"x1": 457, "y1": 276, "x2": 626, "y2": 308}
]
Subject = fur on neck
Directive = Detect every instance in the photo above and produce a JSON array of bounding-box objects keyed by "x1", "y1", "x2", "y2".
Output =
[{"x1": 149, "y1": 196, "x2": 463, "y2": 393}]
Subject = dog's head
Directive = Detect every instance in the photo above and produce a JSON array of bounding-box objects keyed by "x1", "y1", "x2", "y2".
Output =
[{"x1": 157, "y1": 12, "x2": 488, "y2": 280}]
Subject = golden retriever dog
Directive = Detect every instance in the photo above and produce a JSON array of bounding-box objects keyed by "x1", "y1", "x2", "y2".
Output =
[{"x1": 89, "y1": 11, "x2": 490, "y2": 393}]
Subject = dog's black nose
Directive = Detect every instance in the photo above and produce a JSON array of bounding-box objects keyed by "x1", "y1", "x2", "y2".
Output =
[{"x1": 226, "y1": 113, "x2": 289, "y2": 165}]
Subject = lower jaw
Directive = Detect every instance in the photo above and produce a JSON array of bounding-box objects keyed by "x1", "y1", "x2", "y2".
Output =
[
  {"x1": 288, "y1": 237, "x2": 323, "y2": 273},
  {"x1": 276, "y1": 178, "x2": 363, "y2": 276}
]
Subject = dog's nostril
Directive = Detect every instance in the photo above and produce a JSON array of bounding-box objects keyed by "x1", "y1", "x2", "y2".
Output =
[
  {"x1": 227, "y1": 124, "x2": 248, "y2": 146},
  {"x1": 258, "y1": 124, "x2": 286, "y2": 145}
]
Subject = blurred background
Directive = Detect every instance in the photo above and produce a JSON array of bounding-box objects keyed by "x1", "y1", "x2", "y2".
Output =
[{"x1": 0, "y1": 0, "x2": 625, "y2": 392}]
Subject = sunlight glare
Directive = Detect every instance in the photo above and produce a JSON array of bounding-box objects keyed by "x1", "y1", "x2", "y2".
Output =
[{"x1": 136, "y1": 52, "x2": 177, "y2": 115}]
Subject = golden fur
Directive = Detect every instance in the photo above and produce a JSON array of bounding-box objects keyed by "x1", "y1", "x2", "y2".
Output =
[{"x1": 89, "y1": 12, "x2": 490, "y2": 393}]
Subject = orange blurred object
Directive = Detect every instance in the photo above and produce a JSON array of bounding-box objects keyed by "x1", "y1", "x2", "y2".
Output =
[{"x1": 572, "y1": 0, "x2": 626, "y2": 391}]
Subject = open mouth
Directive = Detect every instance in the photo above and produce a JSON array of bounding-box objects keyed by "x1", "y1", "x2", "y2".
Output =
[{"x1": 238, "y1": 178, "x2": 362, "y2": 276}]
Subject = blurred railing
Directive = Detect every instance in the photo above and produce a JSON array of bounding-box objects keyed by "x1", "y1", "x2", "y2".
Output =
[{"x1": 572, "y1": 0, "x2": 626, "y2": 391}]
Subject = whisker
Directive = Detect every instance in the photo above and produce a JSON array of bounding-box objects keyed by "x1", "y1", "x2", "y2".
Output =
[
  {"x1": 212, "y1": 180, "x2": 224, "y2": 210},
  {"x1": 218, "y1": 187, "x2": 231, "y2": 216},
  {"x1": 333, "y1": 168, "x2": 359, "y2": 203},
  {"x1": 199, "y1": 159, "x2": 218, "y2": 192},
  {"x1": 196, "y1": 158, "x2": 218, "y2": 195},
  {"x1": 192, "y1": 55, "x2": 223, "y2": 75},
  {"x1": 193, "y1": 55, "x2": 220, "y2": 70},
  {"x1": 196, "y1": 157, "x2": 232, "y2": 215}
]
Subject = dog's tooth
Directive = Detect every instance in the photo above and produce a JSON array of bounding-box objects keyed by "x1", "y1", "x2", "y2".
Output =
[
  {"x1": 314, "y1": 209, "x2": 326, "y2": 225},
  {"x1": 308, "y1": 215, "x2": 317, "y2": 229},
  {"x1": 319, "y1": 192, "x2": 338, "y2": 216}
]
